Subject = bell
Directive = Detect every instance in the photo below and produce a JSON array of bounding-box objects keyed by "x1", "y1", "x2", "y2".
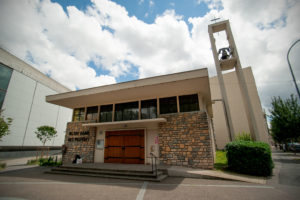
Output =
[{"x1": 218, "y1": 47, "x2": 231, "y2": 60}]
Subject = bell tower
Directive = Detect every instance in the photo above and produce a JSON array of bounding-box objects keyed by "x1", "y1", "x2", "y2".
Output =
[{"x1": 208, "y1": 20, "x2": 260, "y2": 141}]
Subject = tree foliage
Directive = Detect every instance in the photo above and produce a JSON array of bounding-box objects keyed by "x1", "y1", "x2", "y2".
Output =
[
  {"x1": 35, "y1": 125, "x2": 57, "y2": 146},
  {"x1": 0, "y1": 109, "x2": 12, "y2": 141},
  {"x1": 270, "y1": 94, "x2": 300, "y2": 143}
]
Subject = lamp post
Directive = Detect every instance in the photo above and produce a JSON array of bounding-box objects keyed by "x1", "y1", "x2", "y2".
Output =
[{"x1": 287, "y1": 39, "x2": 300, "y2": 99}]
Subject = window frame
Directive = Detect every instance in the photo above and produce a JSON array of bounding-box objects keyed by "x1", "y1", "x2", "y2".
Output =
[
  {"x1": 159, "y1": 96, "x2": 178, "y2": 114},
  {"x1": 179, "y1": 94, "x2": 200, "y2": 113},
  {"x1": 114, "y1": 101, "x2": 139, "y2": 121},
  {"x1": 72, "y1": 107, "x2": 85, "y2": 122},
  {"x1": 141, "y1": 99, "x2": 157, "y2": 119},
  {"x1": 99, "y1": 104, "x2": 113, "y2": 123}
]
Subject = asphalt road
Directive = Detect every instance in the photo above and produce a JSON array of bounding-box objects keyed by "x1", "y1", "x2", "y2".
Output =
[{"x1": 0, "y1": 151, "x2": 299, "y2": 200}]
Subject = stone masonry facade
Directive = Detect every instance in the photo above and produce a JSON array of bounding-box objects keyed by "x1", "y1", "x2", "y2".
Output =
[
  {"x1": 158, "y1": 111, "x2": 214, "y2": 169},
  {"x1": 62, "y1": 122, "x2": 96, "y2": 164}
]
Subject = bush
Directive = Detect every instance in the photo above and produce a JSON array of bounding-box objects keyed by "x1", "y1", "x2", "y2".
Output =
[
  {"x1": 0, "y1": 162, "x2": 6, "y2": 170},
  {"x1": 235, "y1": 132, "x2": 252, "y2": 141},
  {"x1": 225, "y1": 141, "x2": 274, "y2": 176},
  {"x1": 38, "y1": 157, "x2": 62, "y2": 167}
]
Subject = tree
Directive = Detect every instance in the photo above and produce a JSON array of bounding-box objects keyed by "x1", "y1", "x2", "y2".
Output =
[
  {"x1": 269, "y1": 94, "x2": 300, "y2": 143},
  {"x1": 35, "y1": 125, "x2": 57, "y2": 146},
  {"x1": 0, "y1": 109, "x2": 12, "y2": 141}
]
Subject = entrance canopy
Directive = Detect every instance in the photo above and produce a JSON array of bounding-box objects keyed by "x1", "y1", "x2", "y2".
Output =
[{"x1": 46, "y1": 68, "x2": 213, "y2": 116}]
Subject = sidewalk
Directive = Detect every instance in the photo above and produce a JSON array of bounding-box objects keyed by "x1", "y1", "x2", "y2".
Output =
[
  {"x1": 166, "y1": 166, "x2": 267, "y2": 184},
  {"x1": 0, "y1": 155, "x2": 269, "y2": 184},
  {"x1": 0, "y1": 155, "x2": 62, "y2": 174},
  {"x1": 0, "y1": 156, "x2": 38, "y2": 173}
]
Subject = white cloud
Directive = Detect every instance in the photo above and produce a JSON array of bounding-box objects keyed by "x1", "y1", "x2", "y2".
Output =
[
  {"x1": 149, "y1": 0, "x2": 154, "y2": 8},
  {"x1": 0, "y1": 0, "x2": 119, "y2": 90},
  {"x1": 0, "y1": 0, "x2": 299, "y2": 113}
]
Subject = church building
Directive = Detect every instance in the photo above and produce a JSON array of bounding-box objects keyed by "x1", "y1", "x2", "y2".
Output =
[{"x1": 46, "y1": 20, "x2": 269, "y2": 169}]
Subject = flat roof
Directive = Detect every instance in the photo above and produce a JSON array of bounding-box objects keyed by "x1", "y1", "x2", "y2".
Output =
[{"x1": 46, "y1": 68, "x2": 212, "y2": 115}]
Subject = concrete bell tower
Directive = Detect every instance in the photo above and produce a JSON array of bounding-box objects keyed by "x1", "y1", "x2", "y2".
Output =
[{"x1": 208, "y1": 20, "x2": 260, "y2": 141}]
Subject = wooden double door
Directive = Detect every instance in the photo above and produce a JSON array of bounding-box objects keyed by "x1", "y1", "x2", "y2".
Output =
[{"x1": 104, "y1": 130, "x2": 145, "y2": 164}]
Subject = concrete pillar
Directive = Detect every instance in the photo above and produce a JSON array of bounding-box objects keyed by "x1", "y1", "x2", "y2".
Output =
[{"x1": 208, "y1": 20, "x2": 260, "y2": 141}]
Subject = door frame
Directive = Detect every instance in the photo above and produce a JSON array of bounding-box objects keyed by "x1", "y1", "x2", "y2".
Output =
[{"x1": 103, "y1": 128, "x2": 146, "y2": 164}]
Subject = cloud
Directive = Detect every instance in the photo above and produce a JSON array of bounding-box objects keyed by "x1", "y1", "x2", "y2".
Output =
[
  {"x1": 0, "y1": 0, "x2": 299, "y2": 114},
  {"x1": 0, "y1": 0, "x2": 118, "y2": 90},
  {"x1": 149, "y1": 0, "x2": 154, "y2": 8}
]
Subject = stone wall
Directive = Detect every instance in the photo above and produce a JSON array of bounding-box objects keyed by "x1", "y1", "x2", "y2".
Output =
[
  {"x1": 158, "y1": 111, "x2": 214, "y2": 169},
  {"x1": 62, "y1": 122, "x2": 96, "y2": 164}
]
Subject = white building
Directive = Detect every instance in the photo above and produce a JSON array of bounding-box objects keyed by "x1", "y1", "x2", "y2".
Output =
[{"x1": 0, "y1": 48, "x2": 72, "y2": 148}]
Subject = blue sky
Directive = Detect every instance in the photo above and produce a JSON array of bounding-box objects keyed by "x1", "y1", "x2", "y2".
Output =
[
  {"x1": 52, "y1": 0, "x2": 211, "y2": 24},
  {"x1": 0, "y1": 0, "x2": 299, "y2": 112}
]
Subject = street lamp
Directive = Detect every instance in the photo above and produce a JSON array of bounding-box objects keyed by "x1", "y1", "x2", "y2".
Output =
[{"x1": 287, "y1": 39, "x2": 300, "y2": 99}]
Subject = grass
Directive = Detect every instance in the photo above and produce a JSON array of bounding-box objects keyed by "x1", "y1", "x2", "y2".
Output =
[
  {"x1": 214, "y1": 150, "x2": 227, "y2": 170},
  {"x1": 0, "y1": 162, "x2": 6, "y2": 170}
]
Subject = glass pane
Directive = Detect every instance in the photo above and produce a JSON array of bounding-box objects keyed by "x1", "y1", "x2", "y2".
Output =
[
  {"x1": 0, "y1": 91, "x2": 5, "y2": 109},
  {"x1": 179, "y1": 94, "x2": 199, "y2": 112},
  {"x1": 115, "y1": 101, "x2": 138, "y2": 121},
  {"x1": 141, "y1": 99, "x2": 157, "y2": 119},
  {"x1": 100, "y1": 104, "x2": 113, "y2": 122},
  {"x1": 0, "y1": 63, "x2": 13, "y2": 91},
  {"x1": 73, "y1": 108, "x2": 85, "y2": 122},
  {"x1": 159, "y1": 96, "x2": 177, "y2": 114},
  {"x1": 86, "y1": 106, "x2": 98, "y2": 121}
]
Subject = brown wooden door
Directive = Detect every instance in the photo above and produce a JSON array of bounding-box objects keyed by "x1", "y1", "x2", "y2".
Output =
[{"x1": 104, "y1": 130, "x2": 144, "y2": 164}]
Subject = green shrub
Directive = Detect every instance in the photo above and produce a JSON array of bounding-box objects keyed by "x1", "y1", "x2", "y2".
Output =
[
  {"x1": 235, "y1": 131, "x2": 252, "y2": 141},
  {"x1": 0, "y1": 162, "x2": 6, "y2": 170},
  {"x1": 38, "y1": 157, "x2": 62, "y2": 167},
  {"x1": 225, "y1": 141, "x2": 274, "y2": 176}
]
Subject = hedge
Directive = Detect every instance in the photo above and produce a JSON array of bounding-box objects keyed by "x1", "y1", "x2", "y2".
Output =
[{"x1": 225, "y1": 141, "x2": 274, "y2": 176}]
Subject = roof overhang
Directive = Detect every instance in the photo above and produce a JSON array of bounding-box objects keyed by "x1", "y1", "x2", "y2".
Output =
[{"x1": 46, "y1": 68, "x2": 213, "y2": 116}]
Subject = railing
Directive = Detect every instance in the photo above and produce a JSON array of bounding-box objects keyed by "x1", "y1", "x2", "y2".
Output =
[{"x1": 150, "y1": 152, "x2": 158, "y2": 177}]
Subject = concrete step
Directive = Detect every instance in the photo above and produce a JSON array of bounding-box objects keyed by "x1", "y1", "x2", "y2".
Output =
[
  {"x1": 58, "y1": 165, "x2": 157, "y2": 174},
  {"x1": 46, "y1": 170, "x2": 168, "y2": 182},
  {"x1": 51, "y1": 167, "x2": 164, "y2": 177}
]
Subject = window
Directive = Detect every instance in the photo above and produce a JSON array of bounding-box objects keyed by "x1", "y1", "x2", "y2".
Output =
[
  {"x1": 100, "y1": 104, "x2": 113, "y2": 122},
  {"x1": 86, "y1": 106, "x2": 98, "y2": 121},
  {"x1": 0, "y1": 63, "x2": 13, "y2": 109},
  {"x1": 115, "y1": 101, "x2": 138, "y2": 121},
  {"x1": 179, "y1": 94, "x2": 200, "y2": 112},
  {"x1": 141, "y1": 99, "x2": 157, "y2": 119},
  {"x1": 159, "y1": 96, "x2": 177, "y2": 114},
  {"x1": 73, "y1": 108, "x2": 85, "y2": 121}
]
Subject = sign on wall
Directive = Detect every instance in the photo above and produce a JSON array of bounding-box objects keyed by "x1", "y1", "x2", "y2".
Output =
[{"x1": 68, "y1": 131, "x2": 90, "y2": 142}]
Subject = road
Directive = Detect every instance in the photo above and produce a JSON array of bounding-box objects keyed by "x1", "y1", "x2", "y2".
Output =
[{"x1": 0, "y1": 151, "x2": 299, "y2": 200}]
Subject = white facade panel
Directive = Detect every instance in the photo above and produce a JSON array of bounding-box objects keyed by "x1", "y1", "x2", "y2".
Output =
[
  {"x1": 0, "y1": 70, "x2": 35, "y2": 146},
  {"x1": 23, "y1": 83, "x2": 58, "y2": 146},
  {"x1": 53, "y1": 106, "x2": 72, "y2": 146},
  {"x1": 0, "y1": 70, "x2": 72, "y2": 147}
]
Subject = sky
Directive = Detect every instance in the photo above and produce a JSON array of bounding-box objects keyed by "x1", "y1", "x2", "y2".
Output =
[{"x1": 0, "y1": 0, "x2": 299, "y2": 117}]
